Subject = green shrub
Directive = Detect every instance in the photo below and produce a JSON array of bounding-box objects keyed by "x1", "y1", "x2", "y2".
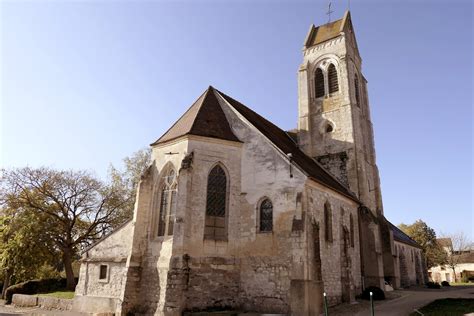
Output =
[
  {"x1": 361, "y1": 286, "x2": 385, "y2": 300},
  {"x1": 426, "y1": 281, "x2": 441, "y2": 289},
  {"x1": 461, "y1": 272, "x2": 469, "y2": 283},
  {"x1": 4, "y1": 278, "x2": 77, "y2": 304}
]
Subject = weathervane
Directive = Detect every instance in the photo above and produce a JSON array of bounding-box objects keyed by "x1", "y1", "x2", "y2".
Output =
[{"x1": 326, "y1": 2, "x2": 334, "y2": 23}]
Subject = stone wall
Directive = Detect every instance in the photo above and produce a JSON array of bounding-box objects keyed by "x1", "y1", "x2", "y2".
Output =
[
  {"x1": 395, "y1": 241, "x2": 424, "y2": 288},
  {"x1": 74, "y1": 221, "x2": 133, "y2": 314},
  {"x1": 13, "y1": 294, "x2": 73, "y2": 311},
  {"x1": 306, "y1": 185, "x2": 361, "y2": 306}
]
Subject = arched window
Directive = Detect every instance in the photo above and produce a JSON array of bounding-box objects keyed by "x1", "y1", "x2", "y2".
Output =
[
  {"x1": 157, "y1": 169, "x2": 177, "y2": 236},
  {"x1": 325, "y1": 124, "x2": 333, "y2": 133},
  {"x1": 324, "y1": 202, "x2": 333, "y2": 242},
  {"x1": 315, "y1": 68, "x2": 325, "y2": 98},
  {"x1": 350, "y1": 214, "x2": 355, "y2": 247},
  {"x1": 328, "y1": 64, "x2": 339, "y2": 94},
  {"x1": 205, "y1": 165, "x2": 227, "y2": 240},
  {"x1": 259, "y1": 198, "x2": 273, "y2": 232},
  {"x1": 354, "y1": 74, "x2": 360, "y2": 105}
]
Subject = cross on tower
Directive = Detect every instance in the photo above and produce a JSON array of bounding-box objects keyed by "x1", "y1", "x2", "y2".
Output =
[{"x1": 326, "y1": 2, "x2": 334, "y2": 23}]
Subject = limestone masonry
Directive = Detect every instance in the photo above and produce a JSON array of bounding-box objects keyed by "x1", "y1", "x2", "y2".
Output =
[{"x1": 74, "y1": 11, "x2": 426, "y2": 315}]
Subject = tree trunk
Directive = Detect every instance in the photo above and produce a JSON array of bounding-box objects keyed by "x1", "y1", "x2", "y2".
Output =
[
  {"x1": 1, "y1": 268, "x2": 12, "y2": 299},
  {"x1": 452, "y1": 267, "x2": 457, "y2": 283},
  {"x1": 62, "y1": 248, "x2": 76, "y2": 291}
]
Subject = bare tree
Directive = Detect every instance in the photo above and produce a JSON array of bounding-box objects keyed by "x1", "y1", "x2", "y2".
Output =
[
  {"x1": 441, "y1": 232, "x2": 471, "y2": 282},
  {"x1": 108, "y1": 147, "x2": 151, "y2": 224},
  {"x1": 0, "y1": 167, "x2": 128, "y2": 290}
]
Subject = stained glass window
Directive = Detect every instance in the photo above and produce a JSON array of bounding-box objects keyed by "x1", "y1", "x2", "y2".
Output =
[
  {"x1": 205, "y1": 165, "x2": 227, "y2": 240},
  {"x1": 259, "y1": 199, "x2": 273, "y2": 232}
]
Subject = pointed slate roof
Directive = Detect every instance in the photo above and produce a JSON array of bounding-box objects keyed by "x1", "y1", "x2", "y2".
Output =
[
  {"x1": 151, "y1": 87, "x2": 241, "y2": 145},
  {"x1": 214, "y1": 88, "x2": 358, "y2": 201}
]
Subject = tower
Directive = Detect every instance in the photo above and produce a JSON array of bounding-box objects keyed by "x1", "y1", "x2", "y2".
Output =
[{"x1": 297, "y1": 11, "x2": 386, "y2": 288}]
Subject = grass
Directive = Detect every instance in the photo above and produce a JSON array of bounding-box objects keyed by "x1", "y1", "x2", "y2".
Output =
[
  {"x1": 36, "y1": 291, "x2": 75, "y2": 299},
  {"x1": 450, "y1": 282, "x2": 474, "y2": 286},
  {"x1": 410, "y1": 298, "x2": 474, "y2": 316}
]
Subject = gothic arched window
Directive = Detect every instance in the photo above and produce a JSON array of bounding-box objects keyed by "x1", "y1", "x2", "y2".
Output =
[
  {"x1": 350, "y1": 214, "x2": 355, "y2": 247},
  {"x1": 259, "y1": 198, "x2": 273, "y2": 232},
  {"x1": 328, "y1": 64, "x2": 339, "y2": 94},
  {"x1": 157, "y1": 169, "x2": 177, "y2": 237},
  {"x1": 205, "y1": 165, "x2": 227, "y2": 240},
  {"x1": 324, "y1": 202, "x2": 333, "y2": 243},
  {"x1": 354, "y1": 74, "x2": 360, "y2": 105},
  {"x1": 315, "y1": 68, "x2": 325, "y2": 98}
]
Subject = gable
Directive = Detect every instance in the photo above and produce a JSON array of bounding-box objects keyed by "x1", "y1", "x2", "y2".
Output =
[
  {"x1": 214, "y1": 88, "x2": 358, "y2": 201},
  {"x1": 82, "y1": 220, "x2": 134, "y2": 261}
]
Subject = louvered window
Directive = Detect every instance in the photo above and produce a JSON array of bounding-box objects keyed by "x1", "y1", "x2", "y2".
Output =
[
  {"x1": 205, "y1": 165, "x2": 227, "y2": 240},
  {"x1": 315, "y1": 68, "x2": 325, "y2": 98},
  {"x1": 354, "y1": 75, "x2": 360, "y2": 105},
  {"x1": 328, "y1": 64, "x2": 339, "y2": 93},
  {"x1": 157, "y1": 169, "x2": 177, "y2": 237},
  {"x1": 259, "y1": 199, "x2": 273, "y2": 232},
  {"x1": 324, "y1": 203, "x2": 333, "y2": 242}
]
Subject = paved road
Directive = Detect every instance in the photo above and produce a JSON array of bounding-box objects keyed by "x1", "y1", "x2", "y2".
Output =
[{"x1": 353, "y1": 286, "x2": 474, "y2": 316}]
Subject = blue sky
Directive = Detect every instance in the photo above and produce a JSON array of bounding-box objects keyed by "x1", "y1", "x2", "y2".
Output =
[{"x1": 1, "y1": 0, "x2": 472, "y2": 239}]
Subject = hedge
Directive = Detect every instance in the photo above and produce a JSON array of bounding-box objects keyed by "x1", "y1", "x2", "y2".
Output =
[{"x1": 4, "y1": 278, "x2": 77, "y2": 304}]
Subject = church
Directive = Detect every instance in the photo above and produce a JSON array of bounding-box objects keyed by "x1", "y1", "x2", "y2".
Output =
[{"x1": 73, "y1": 11, "x2": 426, "y2": 315}]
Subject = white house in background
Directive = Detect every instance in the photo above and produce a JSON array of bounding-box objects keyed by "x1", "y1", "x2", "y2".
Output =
[{"x1": 429, "y1": 238, "x2": 474, "y2": 283}]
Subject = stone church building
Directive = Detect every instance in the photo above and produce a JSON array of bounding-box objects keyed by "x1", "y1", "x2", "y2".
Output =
[{"x1": 73, "y1": 11, "x2": 426, "y2": 315}]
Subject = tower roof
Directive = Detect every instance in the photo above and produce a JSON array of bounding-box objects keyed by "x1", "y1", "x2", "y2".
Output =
[
  {"x1": 151, "y1": 87, "x2": 241, "y2": 145},
  {"x1": 304, "y1": 11, "x2": 352, "y2": 48}
]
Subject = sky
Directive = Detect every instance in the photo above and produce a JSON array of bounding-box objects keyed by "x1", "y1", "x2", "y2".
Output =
[{"x1": 1, "y1": 0, "x2": 472, "y2": 240}]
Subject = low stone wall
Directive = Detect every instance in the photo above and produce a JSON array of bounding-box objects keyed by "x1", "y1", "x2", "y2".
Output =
[
  {"x1": 12, "y1": 294, "x2": 38, "y2": 307},
  {"x1": 12, "y1": 294, "x2": 73, "y2": 310},
  {"x1": 72, "y1": 295, "x2": 119, "y2": 314}
]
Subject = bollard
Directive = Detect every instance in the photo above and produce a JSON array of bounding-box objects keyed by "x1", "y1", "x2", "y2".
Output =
[
  {"x1": 370, "y1": 291, "x2": 374, "y2": 316},
  {"x1": 323, "y1": 292, "x2": 329, "y2": 316}
]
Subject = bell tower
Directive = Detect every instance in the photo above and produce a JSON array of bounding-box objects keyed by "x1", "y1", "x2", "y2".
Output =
[{"x1": 297, "y1": 11, "x2": 387, "y2": 288}]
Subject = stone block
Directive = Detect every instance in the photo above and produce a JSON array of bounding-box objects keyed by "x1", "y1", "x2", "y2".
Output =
[
  {"x1": 12, "y1": 294, "x2": 38, "y2": 307},
  {"x1": 38, "y1": 296, "x2": 60, "y2": 309},
  {"x1": 37, "y1": 296, "x2": 73, "y2": 310}
]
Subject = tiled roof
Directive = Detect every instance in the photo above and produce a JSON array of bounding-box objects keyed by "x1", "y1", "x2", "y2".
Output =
[
  {"x1": 151, "y1": 87, "x2": 241, "y2": 145},
  {"x1": 387, "y1": 220, "x2": 422, "y2": 249},
  {"x1": 456, "y1": 251, "x2": 474, "y2": 264},
  {"x1": 304, "y1": 11, "x2": 351, "y2": 47},
  {"x1": 436, "y1": 238, "x2": 453, "y2": 248}
]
